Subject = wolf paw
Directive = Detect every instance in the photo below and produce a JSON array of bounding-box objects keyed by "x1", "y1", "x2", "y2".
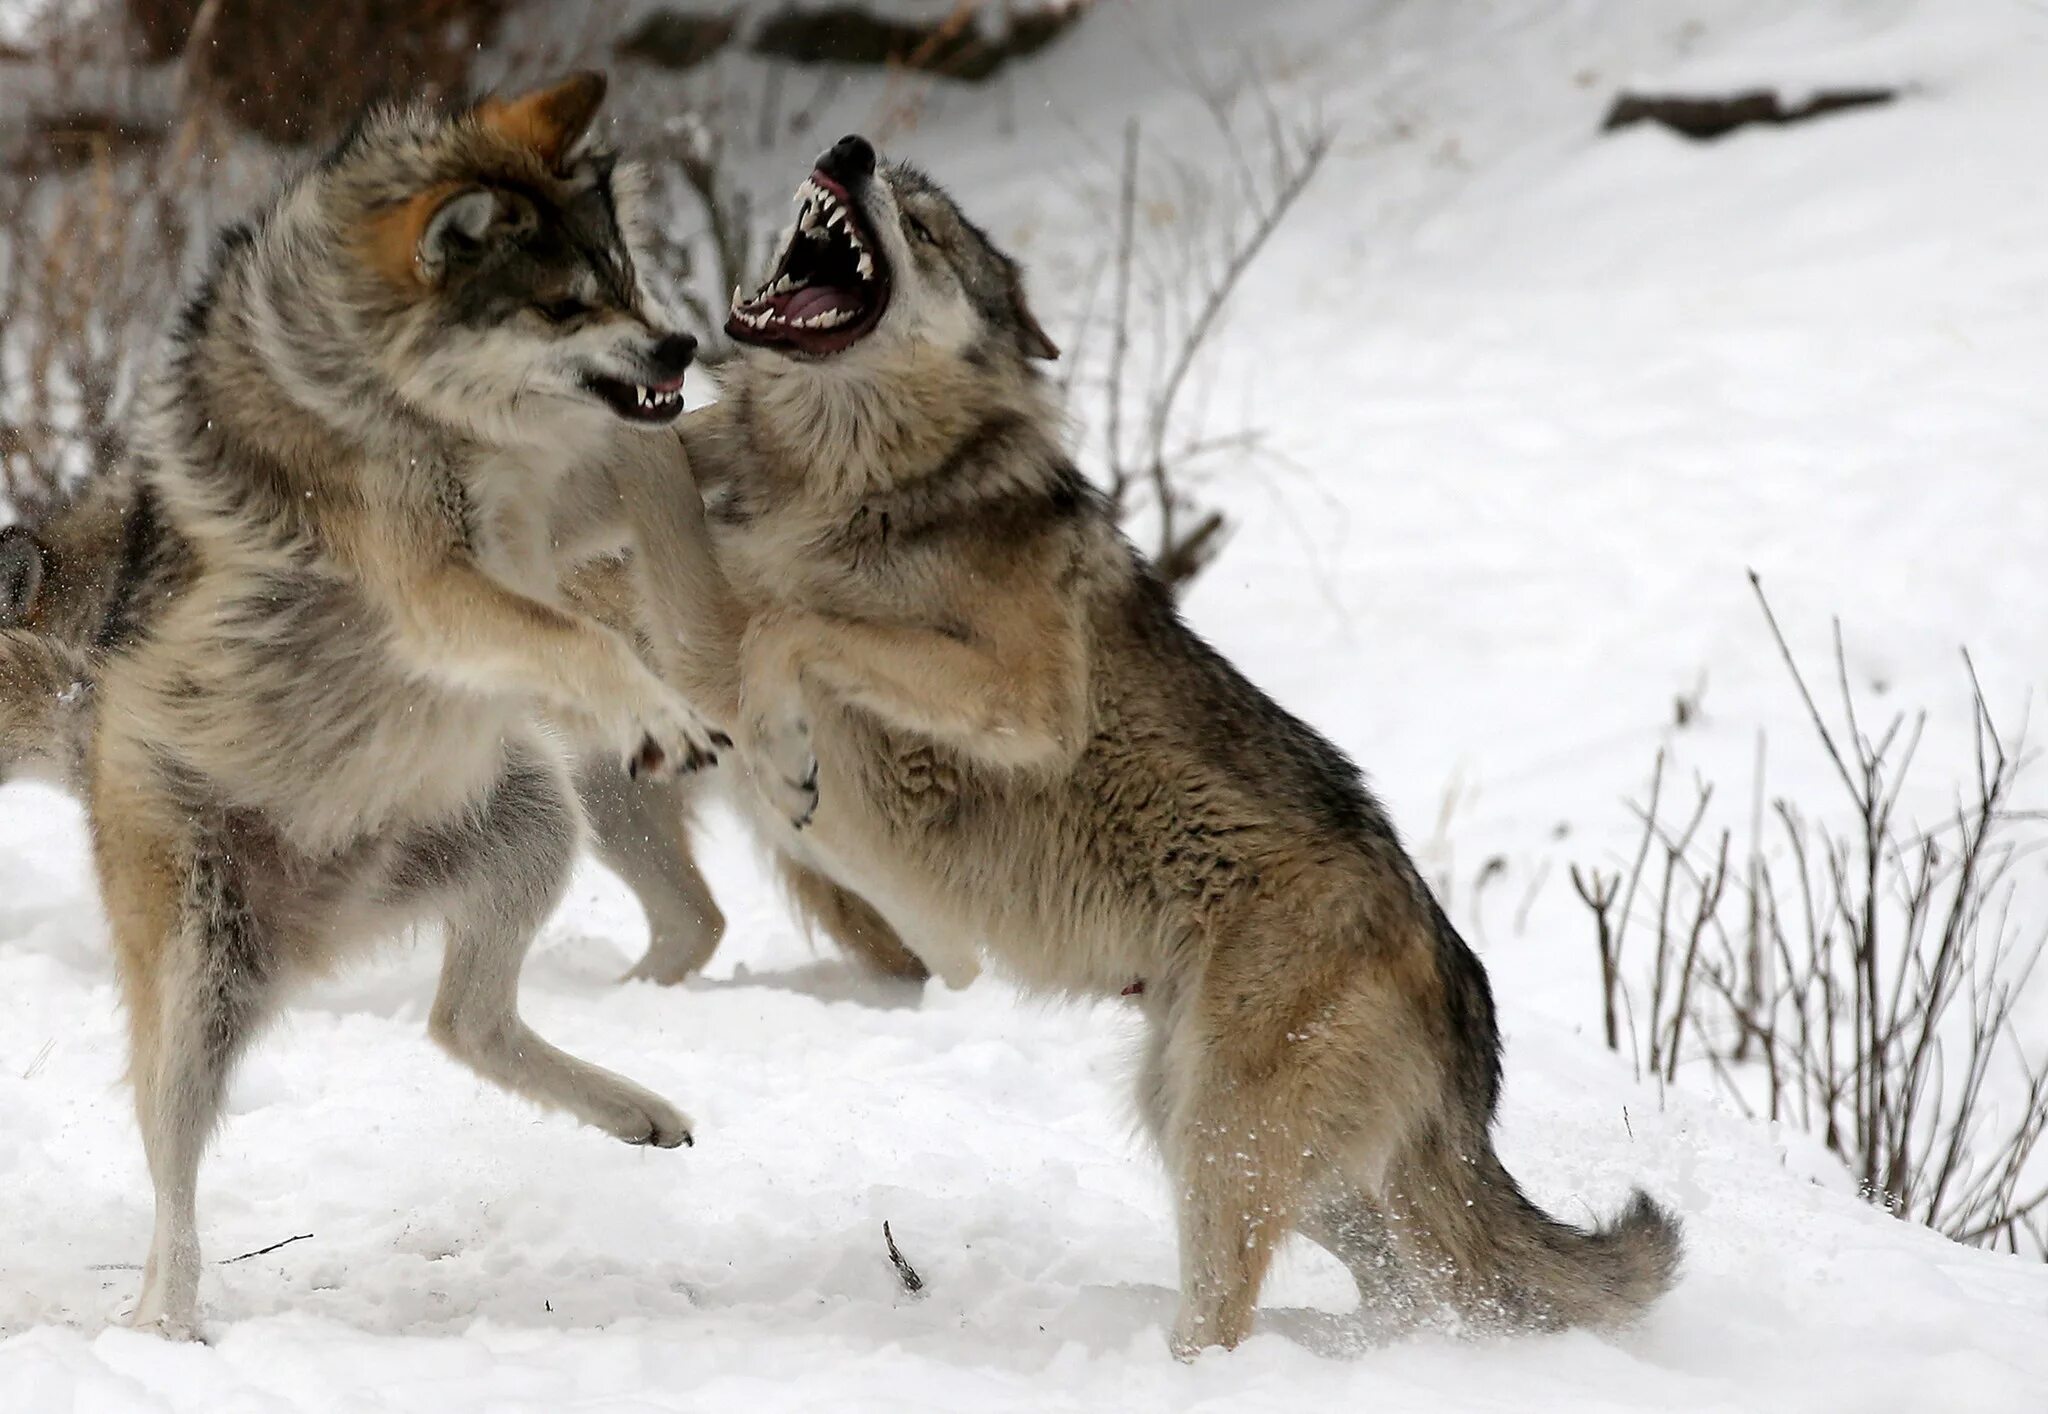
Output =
[
  {"x1": 118, "y1": 1308, "x2": 204, "y2": 1343},
  {"x1": 771, "y1": 753, "x2": 820, "y2": 830},
  {"x1": 613, "y1": 677, "x2": 726, "y2": 781},
  {"x1": 745, "y1": 710, "x2": 818, "y2": 828},
  {"x1": 622, "y1": 946, "x2": 706, "y2": 988},
  {"x1": 583, "y1": 1078, "x2": 694, "y2": 1149}
]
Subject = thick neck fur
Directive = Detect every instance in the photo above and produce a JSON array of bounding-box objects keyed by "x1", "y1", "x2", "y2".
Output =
[{"x1": 721, "y1": 339, "x2": 1063, "y2": 513}]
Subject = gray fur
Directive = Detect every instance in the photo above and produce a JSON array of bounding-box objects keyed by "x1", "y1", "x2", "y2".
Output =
[
  {"x1": 626, "y1": 143, "x2": 1682, "y2": 1354},
  {"x1": 73, "y1": 77, "x2": 713, "y2": 1339},
  {"x1": 0, "y1": 526, "x2": 44, "y2": 623}
]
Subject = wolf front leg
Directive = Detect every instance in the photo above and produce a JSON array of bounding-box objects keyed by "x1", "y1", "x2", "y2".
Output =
[
  {"x1": 381, "y1": 556, "x2": 723, "y2": 778},
  {"x1": 577, "y1": 759, "x2": 728, "y2": 985},
  {"x1": 740, "y1": 603, "x2": 1088, "y2": 782},
  {"x1": 612, "y1": 452, "x2": 748, "y2": 730}
]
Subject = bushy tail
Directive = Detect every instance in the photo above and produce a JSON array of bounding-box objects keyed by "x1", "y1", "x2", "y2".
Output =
[
  {"x1": 0, "y1": 628, "x2": 95, "y2": 792},
  {"x1": 1390, "y1": 1131, "x2": 1681, "y2": 1332}
]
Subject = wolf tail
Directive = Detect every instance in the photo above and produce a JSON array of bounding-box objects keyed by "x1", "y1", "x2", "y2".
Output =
[
  {"x1": 1386, "y1": 1127, "x2": 1681, "y2": 1332},
  {"x1": 0, "y1": 628, "x2": 95, "y2": 792}
]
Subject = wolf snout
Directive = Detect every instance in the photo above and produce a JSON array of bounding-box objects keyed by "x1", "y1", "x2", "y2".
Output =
[
  {"x1": 817, "y1": 134, "x2": 876, "y2": 184},
  {"x1": 647, "y1": 333, "x2": 696, "y2": 384}
]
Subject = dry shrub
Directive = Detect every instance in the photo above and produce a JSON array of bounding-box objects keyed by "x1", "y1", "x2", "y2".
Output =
[
  {"x1": 0, "y1": 115, "x2": 245, "y2": 515},
  {"x1": 1062, "y1": 66, "x2": 1331, "y2": 589},
  {"x1": 1574, "y1": 578, "x2": 2048, "y2": 1257}
]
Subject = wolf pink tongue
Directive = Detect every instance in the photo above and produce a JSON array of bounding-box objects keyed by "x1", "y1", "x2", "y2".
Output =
[{"x1": 778, "y1": 285, "x2": 858, "y2": 322}]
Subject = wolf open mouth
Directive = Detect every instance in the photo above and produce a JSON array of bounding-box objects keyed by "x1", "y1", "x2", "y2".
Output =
[
  {"x1": 584, "y1": 372, "x2": 686, "y2": 424},
  {"x1": 727, "y1": 172, "x2": 890, "y2": 356}
]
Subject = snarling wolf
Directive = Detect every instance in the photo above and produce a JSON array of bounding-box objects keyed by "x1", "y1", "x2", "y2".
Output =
[
  {"x1": 47, "y1": 74, "x2": 723, "y2": 1338},
  {"x1": 1, "y1": 478, "x2": 930, "y2": 987},
  {"x1": 628, "y1": 135, "x2": 1682, "y2": 1354}
]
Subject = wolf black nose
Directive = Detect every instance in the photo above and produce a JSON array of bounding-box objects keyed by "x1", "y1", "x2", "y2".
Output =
[
  {"x1": 650, "y1": 333, "x2": 696, "y2": 380},
  {"x1": 818, "y1": 134, "x2": 876, "y2": 184}
]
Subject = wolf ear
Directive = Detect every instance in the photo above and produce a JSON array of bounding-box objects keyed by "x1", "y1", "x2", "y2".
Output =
[
  {"x1": 417, "y1": 188, "x2": 507, "y2": 284},
  {"x1": 366, "y1": 185, "x2": 533, "y2": 287},
  {"x1": 477, "y1": 71, "x2": 608, "y2": 169},
  {"x1": 0, "y1": 526, "x2": 46, "y2": 626}
]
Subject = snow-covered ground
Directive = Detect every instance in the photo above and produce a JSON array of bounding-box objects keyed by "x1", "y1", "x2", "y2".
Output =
[{"x1": 5, "y1": 1, "x2": 2048, "y2": 1409}]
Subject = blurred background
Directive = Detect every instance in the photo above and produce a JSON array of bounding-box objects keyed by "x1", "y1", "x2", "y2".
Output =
[{"x1": 0, "y1": 1, "x2": 1154, "y2": 521}]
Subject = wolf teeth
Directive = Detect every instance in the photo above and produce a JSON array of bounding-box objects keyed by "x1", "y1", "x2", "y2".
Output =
[{"x1": 788, "y1": 176, "x2": 871, "y2": 268}]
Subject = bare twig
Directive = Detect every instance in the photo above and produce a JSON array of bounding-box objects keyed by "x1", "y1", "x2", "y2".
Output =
[
  {"x1": 882, "y1": 1220, "x2": 925, "y2": 1294},
  {"x1": 1073, "y1": 70, "x2": 1333, "y2": 591},
  {"x1": 90, "y1": 1230, "x2": 315, "y2": 1272},
  {"x1": 221, "y1": 1232, "x2": 315, "y2": 1264}
]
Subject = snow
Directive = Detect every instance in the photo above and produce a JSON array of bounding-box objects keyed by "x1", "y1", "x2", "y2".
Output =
[{"x1": 6, "y1": 0, "x2": 2048, "y2": 1409}]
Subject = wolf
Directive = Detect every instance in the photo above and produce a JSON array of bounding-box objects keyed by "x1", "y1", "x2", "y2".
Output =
[
  {"x1": 1, "y1": 481, "x2": 931, "y2": 986},
  {"x1": 52, "y1": 73, "x2": 724, "y2": 1338},
  {"x1": 625, "y1": 135, "x2": 1682, "y2": 1355},
  {"x1": 0, "y1": 482, "x2": 121, "y2": 787}
]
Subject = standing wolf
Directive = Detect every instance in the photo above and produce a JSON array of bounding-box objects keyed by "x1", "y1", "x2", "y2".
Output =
[
  {"x1": 629, "y1": 136, "x2": 1682, "y2": 1354},
  {"x1": 61, "y1": 74, "x2": 718, "y2": 1338}
]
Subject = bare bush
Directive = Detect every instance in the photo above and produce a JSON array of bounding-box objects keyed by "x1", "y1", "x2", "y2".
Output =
[
  {"x1": 1063, "y1": 67, "x2": 1331, "y2": 590},
  {"x1": 0, "y1": 11, "x2": 263, "y2": 516},
  {"x1": 1573, "y1": 577, "x2": 2048, "y2": 1257}
]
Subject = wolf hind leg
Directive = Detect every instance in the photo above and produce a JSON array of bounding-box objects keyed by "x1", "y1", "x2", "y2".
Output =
[
  {"x1": 109, "y1": 838, "x2": 280, "y2": 1339},
  {"x1": 1296, "y1": 1183, "x2": 1423, "y2": 1324},
  {"x1": 1146, "y1": 982, "x2": 1318, "y2": 1358},
  {"x1": 578, "y1": 761, "x2": 726, "y2": 985},
  {"x1": 1145, "y1": 994, "x2": 1419, "y2": 1328},
  {"x1": 774, "y1": 852, "x2": 933, "y2": 983},
  {"x1": 425, "y1": 744, "x2": 691, "y2": 1147},
  {"x1": 1163, "y1": 1066, "x2": 1310, "y2": 1357}
]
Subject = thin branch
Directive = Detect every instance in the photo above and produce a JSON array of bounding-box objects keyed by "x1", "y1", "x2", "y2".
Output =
[{"x1": 882, "y1": 1220, "x2": 925, "y2": 1295}]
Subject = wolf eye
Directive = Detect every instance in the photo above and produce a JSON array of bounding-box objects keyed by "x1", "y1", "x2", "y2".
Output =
[
  {"x1": 535, "y1": 297, "x2": 592, "y2": 323},
  {"x1": 906, "y1": 215, "x2": 938, "y2": 246}
]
